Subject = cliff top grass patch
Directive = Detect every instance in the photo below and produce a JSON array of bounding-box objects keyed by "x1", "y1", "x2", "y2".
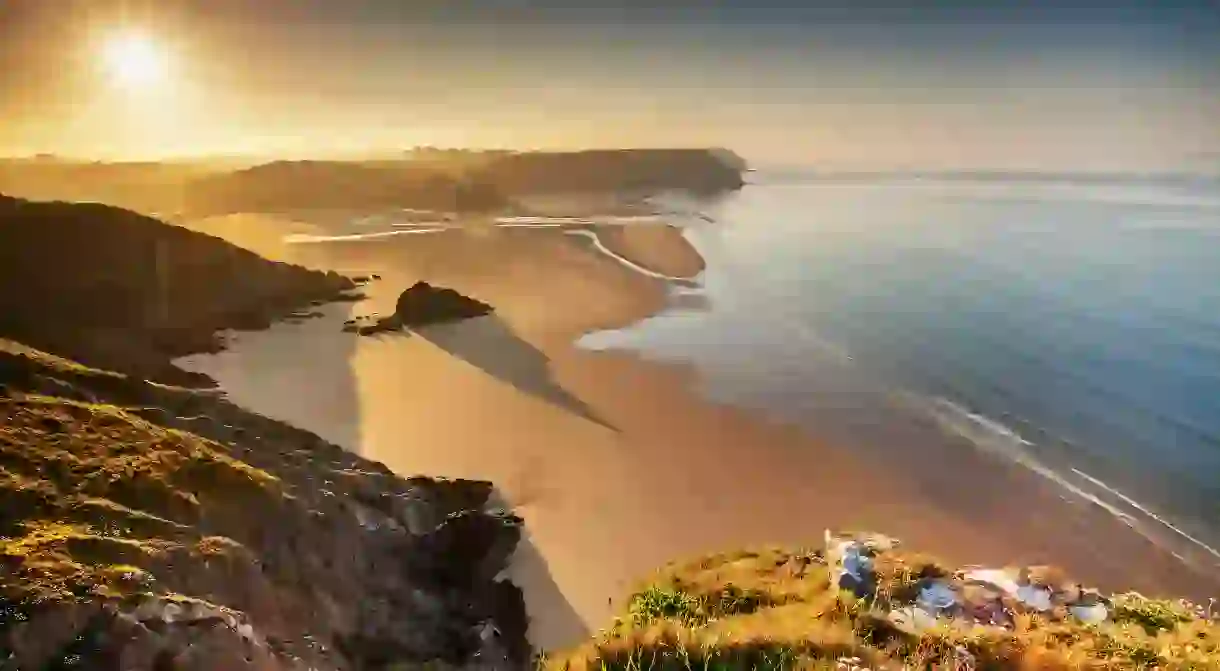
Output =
[
  {"x1": 0, "y1": 391, "x2": 287, "y2": 609},
  {"x1": 547, "y1": 546, "x2": 1220, "y2": 670}
]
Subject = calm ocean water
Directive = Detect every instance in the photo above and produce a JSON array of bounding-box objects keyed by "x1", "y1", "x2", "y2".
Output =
[{"x1": 581, "y1": 173, "x2": 1220, "y2": 571}]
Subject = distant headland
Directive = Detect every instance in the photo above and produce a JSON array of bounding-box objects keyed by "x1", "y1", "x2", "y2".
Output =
[{"x1": 0, "y1": 148, "x2": 748, "y2": 217}]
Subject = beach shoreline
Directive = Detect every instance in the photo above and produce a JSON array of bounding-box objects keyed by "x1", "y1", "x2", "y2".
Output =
[{"x1": 175, "y1": 212, "x2": 1220, "y2": 653}]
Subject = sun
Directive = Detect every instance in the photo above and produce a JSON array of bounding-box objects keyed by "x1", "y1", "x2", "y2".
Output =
[{"x1": 102, "y1": 32, "x2": 168, "y2": 88}]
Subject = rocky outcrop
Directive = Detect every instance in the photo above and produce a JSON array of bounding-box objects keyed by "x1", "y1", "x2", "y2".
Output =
[
  {"x1": 0, "y1": 191, "x2": 531, "y2": 669},
  {"x1": 0, "y1": 193, "x2": 358, "y2": 386},
  {"x1": 472, "y1": 149, "x2": 746, "y2": 195},
  {"x1": 0, "y1": 340, "x2": 530, "y2": 670},
  {"x1": 344, "y1": 282, "x2": 494, "y2": 336}
]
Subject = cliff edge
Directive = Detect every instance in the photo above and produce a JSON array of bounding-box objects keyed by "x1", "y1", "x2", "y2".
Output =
[
  {"x1": 0, "y1": 340, "x2": 529, "y2": 670},
  {"x1": 0, "y1": 194, "x2": 530, "y2": 668},
  {"x1": 547, "y1": 532, "x2": 1218, "y2": 670},
  {"x1": 551, "y1": 536, "x2": 1220, "y2": 671},
  {"x1": 0, "y1": 193, "x2": 357, "y2": 387}
]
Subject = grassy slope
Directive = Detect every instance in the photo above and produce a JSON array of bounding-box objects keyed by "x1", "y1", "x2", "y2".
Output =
[
  {"x1": 0, "y1": 337, "x2": 525, "y2": 668},
  {"x1": 0, "y1": 193, "x2": 356, "y2": 386},
  {"x1": 546, "y1": 547, "x2": 1219, "y2": 670}
]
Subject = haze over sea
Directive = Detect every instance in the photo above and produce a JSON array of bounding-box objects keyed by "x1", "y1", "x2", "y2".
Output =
[{"x1": 584, "y1": 170, "x2": 1220, "y2": 574}]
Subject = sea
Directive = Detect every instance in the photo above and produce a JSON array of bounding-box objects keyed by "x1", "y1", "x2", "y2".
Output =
[{"x1": 579, "y1": 171, "x2": 1220, "y2": 575}]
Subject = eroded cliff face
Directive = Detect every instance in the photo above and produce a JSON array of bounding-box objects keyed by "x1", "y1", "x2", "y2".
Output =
[{"x1": 0, "y1": 341, "x2": 530, "y2": 670}]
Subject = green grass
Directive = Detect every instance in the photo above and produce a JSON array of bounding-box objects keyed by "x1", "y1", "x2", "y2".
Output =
[
  {"x1": 0, "y1": 388, "x2": 286, "y2": 609},
  {"x1": 546, "y1": 547, "x2": 1220, "y2": 670}
]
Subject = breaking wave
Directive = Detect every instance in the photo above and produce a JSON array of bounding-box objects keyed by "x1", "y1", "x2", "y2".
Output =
[{"x1": 905, "y1": 393, "x2": 1220, "y2": 574}]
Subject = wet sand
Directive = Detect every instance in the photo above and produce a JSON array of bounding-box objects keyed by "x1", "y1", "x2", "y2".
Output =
[{"x1": 177, "y1": 213, "x2": 1220, "y2": 653}]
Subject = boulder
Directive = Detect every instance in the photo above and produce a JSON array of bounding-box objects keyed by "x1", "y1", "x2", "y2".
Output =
[{"x1": 348, "y1": 282, "x2": 494, "y2": 337}]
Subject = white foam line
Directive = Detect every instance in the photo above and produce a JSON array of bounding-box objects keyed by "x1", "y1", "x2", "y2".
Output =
[
  {"x1": 399, "y1": 208, "x2": 444, "y2": 215},
  {"x1": 562, "y1": 229, "x2": 698, "y2": 283},
  {"x1": 923, "y1": 399, "x2": 1137, "y2": 520},
  {"x1": 496, "y1": 216, "x2": 594, "y2": 225},
  {"x1": 495, "y1": 222, "x2": 565, "y2": 228},
  {"x1": 390, "y1": 221, "x2": 457, "y2": 228},
  {"x1": 791, "y1": 321, "x2": 855, "y2": 365},
  {"x1": 284, "y1": 228, "x2": 448, "y2": 243},
  {"x1": 922, "y1": 397, "x2": 1220, "y2": 569},
  {"x1": 283, "y1": 222, "x2": 701, "y2": 284},
  {"x1": 1070, "y1": 468, "x2": 1220, "y2": 563}
]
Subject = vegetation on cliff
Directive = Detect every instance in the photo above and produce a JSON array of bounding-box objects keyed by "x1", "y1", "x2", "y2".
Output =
[
  {"x1": 0, "y1": 340, "x2": 528, "y2": 670},
  {"x1": 546, "y1": 544, "x2": 1218, "y2": 670},
  {"x1": 0, "y1": 193, "x2": 357, "y2": 386},
  {"x1": 0, "y1": 194, "x2": 529, "y2": 668}
]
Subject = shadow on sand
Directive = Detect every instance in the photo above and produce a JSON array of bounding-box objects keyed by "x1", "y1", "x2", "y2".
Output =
[
  {"x1": 487, "y1": 486, "x2": 591, "y2": 653},
  {"x1": 508, "y1": 530, "x2": 593, "y2": 654},
  {"x1": 414, "y1": 314, "x2": 617, "y2": 431}
]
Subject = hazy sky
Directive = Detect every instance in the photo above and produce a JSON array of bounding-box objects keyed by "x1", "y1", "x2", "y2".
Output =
[{"x1": 2, "y1": 0, "x2": 1218, "y2": 170}]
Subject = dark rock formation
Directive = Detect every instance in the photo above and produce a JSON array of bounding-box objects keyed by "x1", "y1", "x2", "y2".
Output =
[
  {"x1": 0, "y1": 340, "x2": 530, "y2": 670},
  {"x1": 0, "y1": 193, "x2": 358, "y2": 386},
  {"x1": 394, "y1": 282, "x2": 494, "y2": 326},
  {"x1": 347, "y1": 282, "x2": 494, "y2": 336},
  {"x1": 0, "y1": 192, "x2": 531, "y2": 669}
]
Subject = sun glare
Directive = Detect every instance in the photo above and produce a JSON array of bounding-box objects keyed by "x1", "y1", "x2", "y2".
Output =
[{"x1": 102, "y1": 33, "x2": 168, "y2": 88}]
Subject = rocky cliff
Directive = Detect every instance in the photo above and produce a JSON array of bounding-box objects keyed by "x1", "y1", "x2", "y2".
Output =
[
  {"x1": 0, "y1": 193, "x2": 357, "y2": 386},
  {"x1": 0, "y1": 195, "x2": 530, "y2": 668},
  {"x1": 0, "y1": 340, "x2": 529, "y2": 670}
]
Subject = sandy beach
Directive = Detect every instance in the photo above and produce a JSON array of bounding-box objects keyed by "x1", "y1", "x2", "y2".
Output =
[{"x1": 176, "y1": 213, "x2": 1220, "y2": 653}]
